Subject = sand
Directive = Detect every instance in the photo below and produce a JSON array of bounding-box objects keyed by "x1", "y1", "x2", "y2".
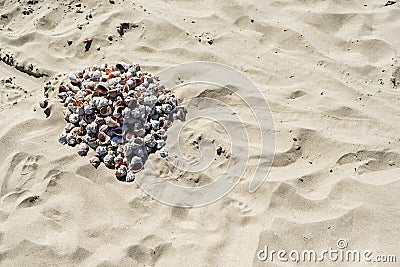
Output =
[{"x1": 0, "y1": 0, "x2": 399, "y2": 266}]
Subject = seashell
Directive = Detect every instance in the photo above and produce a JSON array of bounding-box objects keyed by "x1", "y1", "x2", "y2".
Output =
[
  {"x1": 70, "y1": 127, "x2": 81, "y2": 136},
  {"x1": 116, "y1": 62, "x2": 129, "y2": 72},
  {"x1": 86, "y1": 122, "x2": 98, "y2": 134},
  {"x1": 78, "y1": 143, "x2": 89, "y2": 156},
  {"x1": 94, "y1": 116, "x2": 105, "y2": 125},
  {"x1": 123, "y1": 143, "x2": 135, "y2": 157},
  {"x1": 132, "y1": 122, "x2": 145, "y2": 136},
  {"x1": 39, "y1": 98, "x2": 48, "y2": 109},
  {"x1": 87, "y1": 139, "x2": 98, "y2": 149},
  {"x1": 175, "y1": 107, "x2": 186, "y2": 121},
  {"x1": 95, "y1": 145, "x2": 108, "y2": 157},
  {"x1": 125, "y1": 171, "x2": 135, "y2": 182},
  {"x1": 163, "y1": 119, "x2": 173, "y2": 129},
  {"x1": 65, "y1": 123, "x2": 75, "y2": 132},
  {"x1": 58, "y1": 132, "x2": 67, "y2": 145},
  {"x1": 69, "y1": 72, "x2": 78, "y2": 83},
  {"x1": 162, "y1": 104, "x2": 172, "y2": 113},
  {"x1": 93, "y1": 97, "x2": 109, "y2": 109},
  {"x1": 66, "y1": 133, "x2": 76, "y2": 146},
  {"x1": 129, "y1": 156, "x2": 143, "y2": 173},
  {"x1": 83, "y1": 133, "x2": 96, "y2": 143},
  {"x1": 126, "y1": 79, "x2": 136, "y2": 89},
  {"x1": 69, "y1": 114, "x2": 80, "y2": 124},
  {"x1": 96, "y1": 82, "x2": 109, "y2": 94},
  {"x1": 114, "y1": 155, "x2": 124, "y2": 165},
  {"x1": 79, "y1": 119, "x2": 87, "y2": 127},
  {"x1": 84, "y1": 104, "x2": 94, "y2": 115},
  {"x1": 156, "y1": 128, "x2": 167, "y2": 138},
  {"x1": 150, "y1": 119, "x2": 160, "y2": 130},
  {"x1": 109, "y1": 127, "x2": 123, "y2": 137},
  {"x1": 103, "y1": 153, "x2": 115, "y2": 168},
  {"x1": 64, "y1": 96, "x2": 73, "y2": 105},
  {"x1": 58, "y1": 92, "x2": 68, "y2": 101},
  {"x1": 155, "y1": 106, "x2": 162, "y2": 114},
  {"x1": 156, "y1": 139, "x2": 166, "y2": 149},
  {"x1": 99, "y1": 124, "x2": 109, "y2": 133},
  {"x1": 133, "y1": 146, "x2": 145, "y2": 158},
  {"x1": 98, "y1": 131, "x2": 111, "y2": 145},
  {"x1": 99, "y1": 106, "x2": 112, "y2": 116},
  {"x1": 90, "y1": 156, "x2": 101, "y2": 168},
  {"x1": 159, "y1": 147, "x2": 168, "y2": 158},
  {"x1": 59, "y1": 85, "x2": 68, "y2": 93},
  {"x1": 115, "y1": 165, "x2": 128, "y2": 178},
  {"x1": 75, "y1": 106, "x2": 84, "y2": 116},
  {"x1": 105, "y1": 116, "x2": 118, "y2": 128},
  {"x1": 157, "y1": 94, "x2": 166, "y2": 103},
  {"x1": 144, "y1": 134, "x2": 157, "y2": 148},
  {"x1": 116, "y1": 146, "x2": 124, "y2": 155},
  {"x1": 111, "y1": 137, "x2": 122, "y2": 147},
  {"x1": 143, "y1": 95, "x2": 157, "y2": 106},
  {"x1": 92, "y1": 70, "x2": 102, "y2": 81}
]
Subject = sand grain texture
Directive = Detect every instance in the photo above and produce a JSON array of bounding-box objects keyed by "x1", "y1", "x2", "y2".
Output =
[{"x1": 0, "y1": 0, "x2": 399, "y2": 266}]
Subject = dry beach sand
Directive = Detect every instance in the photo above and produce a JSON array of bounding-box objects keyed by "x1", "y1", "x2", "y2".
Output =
[{"x1": 1, "y1": 0, "x2": 400, "y2": 266}]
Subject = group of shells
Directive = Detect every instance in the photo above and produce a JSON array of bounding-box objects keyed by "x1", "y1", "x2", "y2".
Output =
[{"x1": 55, "y1": 62, "x2": 186, "y2": 182}]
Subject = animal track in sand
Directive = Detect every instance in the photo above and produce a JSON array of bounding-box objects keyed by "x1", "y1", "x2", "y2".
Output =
[{"x1": 337, "y1": 150, "x2": 400, "y2": 173}]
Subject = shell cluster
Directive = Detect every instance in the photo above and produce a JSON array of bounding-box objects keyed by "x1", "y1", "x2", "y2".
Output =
[{"x1": 57, "y1": 62, "x2": 186, "y2": 182}]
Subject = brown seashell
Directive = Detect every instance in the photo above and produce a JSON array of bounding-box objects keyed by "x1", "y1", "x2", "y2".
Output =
[
  {"x1": 98, "y1": 131, "x2": 111, "y2": 145},
  {"x1": 96, "y1": 83, "x2": 109, "y2": 94},
  {"x1": 100, "y1": 106, "x2": 112, "y2": 116},
  {"x1": 59, "y1": 85, "x2": 68, "y2": 93}
]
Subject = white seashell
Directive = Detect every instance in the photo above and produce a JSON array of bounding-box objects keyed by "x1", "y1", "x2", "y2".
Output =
[
  {"x1": 75, "y1": 106, "x2": 84, "y2": 116},
  {"x1": 86, "y1": 122, "x2": 98, "y2": 134},
  {"x1": 162, "y1": 104, "x2": 172, "y2": 113},
  {"x1": 78, "y1": 143, "x2": 89, "y2": 156},
  {"x1": 39, "y1": 98, "x2": 48, "y2": 109},
  {"x1": 99, "y1": 124, "x2": 109, "y2": 133},
  {"x1": 79, "y1": 119, "x2": 87, "y2": 127},
  {"x1": 157, "y1": 94, "x2": 166, "y2": 103},
  {"x1": 58, "y1": 132, "x2": 67, "y2": 145},
  {"x1": 90, "y1": 156, "x2": 101, "y2": 168},
  {"x1": 116, "y1": 146, "x2": 124, "y2": 155},
  {"x1": 92, "y1": 70, "x2": 102, "y2": 81},
  {"x1": 66, "y1": 133, "x2": 76, "y2": 146},
  {"x1": 159, "y1": 147, "x2": 168, "y2": 158},
  {"x1": 70, "y1": 127, "x2": 81, "y2": 136},
  {"x1": 69, "y1": 114, "x2": 80, "y2": 124},
  {"x1": 103, "y1": 154, "x2": 115, "y2": 168},
  {"x1": 84, "y1": 105, "x2": 94, "y2": 115},
  {"x1": 69, "y1": 72, "x2": 78, "y2": 82},
  {"x1": 105, "y1": 117, "x2": 118, "y2": 128},
  {"x1": 65, "y1": 123, "x2": 75, "y2": 132},
  {"x1": 156, "y1": 139, "x2": 166, "y2": 149},
  {"x1": 64, "y1": 96, "x2": 73, "y2": 105},
  {"x1": 125, "y1": 171, "x2": 135, "y2": 182},
  {"x1": 114, "y1": 155, "x2": 124, "y2": 165},
  {"x1": 95, "y1": 146, "x2": 108, "y2": 157},
  {"x1": 150, "y1": 119, "x2": 160, "y2": 130},
  {"x1": 115, "y1": 165, "x2": 128, "y2": 178},
  {"x1": 144, "y1": 134, "x2": 157, "y2": 148}
]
